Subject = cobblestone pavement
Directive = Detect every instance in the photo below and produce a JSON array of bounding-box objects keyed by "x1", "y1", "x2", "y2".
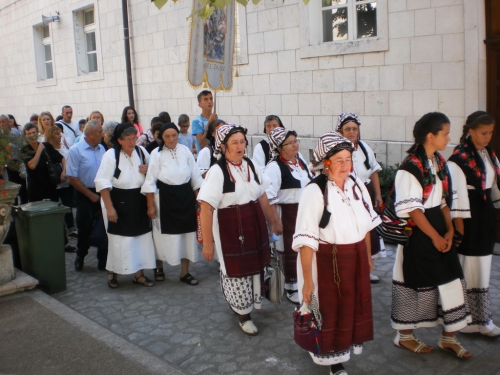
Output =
[{"x1": 54, "y1": 243, "x2": 500, "y2": 375}]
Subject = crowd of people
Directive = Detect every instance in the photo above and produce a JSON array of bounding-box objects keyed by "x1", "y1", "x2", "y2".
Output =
[{"x1": 3, "y1": 89, "x2": 500, "y2": 375}]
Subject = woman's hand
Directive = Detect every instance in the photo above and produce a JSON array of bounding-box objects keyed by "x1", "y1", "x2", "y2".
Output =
[
  {"x1": 432, "y1": 235, "x2": 448, "y2": 253},
  {"x1": 202, "y1": 243, "x2": 215, "y2": 262},
  {"x1": 139, "y1": 164, "x2": 148, "y2": 175},
  {"x1": 302, "y1": 279, "x2": 315, "y2": 304},
  {"x1": 270, "y1": 219, "x2": 283, "y2": 237},
  {"x1": 60, "y1": 170, "x2": 66, "y2": 182},
  {"x1": 368, "y1": 256, "x2": 374, "y2": 273},
  {"x1": 147, "y1": 205, "x2": 156, "y2": 219},
  {"x1": 443, "y1": 229, "x2": 454, "y2": 252},
  {"x1": 107, "y1": 207, "x2": 118, "y2": 223},
  {"x1": 37, "y1": 143, "x2": 45, "y2": 151}
]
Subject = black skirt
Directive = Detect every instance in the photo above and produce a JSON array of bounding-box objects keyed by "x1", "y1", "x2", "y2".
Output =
[
  {"x1": 157, "y1": 180, "x2": 197, "y2": 235},
  {"x1": 457, "y1": 188, "x2": 495, "y2": 257},
  {"x1": 107, "y1": 187, "x2": 151, "y2": 237},
  {"x1": 402, "y1": 205, "x2": 463, "y2": 289}
]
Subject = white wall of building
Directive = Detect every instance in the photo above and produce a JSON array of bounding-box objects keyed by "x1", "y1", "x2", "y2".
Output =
[{"x1": 0, "y1": 0, "x2": 487, "y2": 165}]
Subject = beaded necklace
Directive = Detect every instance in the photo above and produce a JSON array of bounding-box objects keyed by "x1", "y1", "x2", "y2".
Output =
[{"x1": 226, "y1": 158, "x2": 250, "y2": 183}]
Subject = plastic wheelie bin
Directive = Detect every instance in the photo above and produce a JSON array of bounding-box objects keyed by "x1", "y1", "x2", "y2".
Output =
[{"x1": 13, "y1": 201, "x2": 71, "y2": 294}]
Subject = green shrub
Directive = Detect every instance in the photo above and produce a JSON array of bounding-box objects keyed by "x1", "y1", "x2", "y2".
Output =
[{"x1": 378, "y1": 162, "x2": 399, "y2": 202}]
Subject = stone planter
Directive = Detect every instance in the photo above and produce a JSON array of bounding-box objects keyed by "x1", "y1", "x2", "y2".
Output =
[{"x1": 0, "y1": 180, "x2": 21, "y2": 245}]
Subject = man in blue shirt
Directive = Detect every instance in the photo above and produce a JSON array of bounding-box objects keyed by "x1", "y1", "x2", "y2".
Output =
[
  {"x1": 192, "y1": 90, "x2": 220, "y2": 152},
  {"x1": 67, "y1": 120, "x2": 108, "y2": 271}
]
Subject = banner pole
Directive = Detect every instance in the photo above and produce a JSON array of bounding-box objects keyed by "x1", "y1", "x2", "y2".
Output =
[{"x1": 213, "y1": 90, "x2": 217, "y2": 114}]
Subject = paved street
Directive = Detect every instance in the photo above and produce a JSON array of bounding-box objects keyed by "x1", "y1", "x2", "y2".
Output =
[{"x1": 38, "y1": 242, "x2": 500, "y2": 375}]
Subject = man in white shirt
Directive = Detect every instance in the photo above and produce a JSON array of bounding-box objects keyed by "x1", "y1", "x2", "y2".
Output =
[{"x1": 56, "y1": 105, "x2": 82, "y2": 147}]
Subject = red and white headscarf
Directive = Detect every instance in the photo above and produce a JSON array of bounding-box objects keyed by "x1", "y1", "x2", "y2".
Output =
[
  {"x1": 310, "y1": 131, "x2": 354, "y2": 171},
  {"x1": 214, "y1": 124, "x2": 248, "y2": 159},
  {"x1": 268, "y1": 127, "x2": 297, "y2": 158}
]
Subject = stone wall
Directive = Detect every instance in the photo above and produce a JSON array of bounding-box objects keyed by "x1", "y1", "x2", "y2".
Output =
[{"x1": 0, "y1": 0, "x2": 487, "y2": 166}]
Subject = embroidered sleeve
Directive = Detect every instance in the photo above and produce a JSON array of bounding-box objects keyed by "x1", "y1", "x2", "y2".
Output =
[
  {"x1": 94, "y1": 149, "x2": 114, "y2": 192},
  {"x1": 292, "y1": 184, "x2": 323, "y2": 252},
  {"x1": 263, "y1": 162, "x2": 281, "y2": 205},
  {"x1": 394, "y1": 170, "x2": 424, "y2": 218},
  {"x1": 197, "y1": 165, "x2": 224, "y2": 209},
  {"x1": 140, "y1": 149, "x2": 160, "y2": 194},
  {"x1": 356, "y1": 176, "x2": 382, "y2": 229},
  {"x1": 363, "y1": 142, "x2": 382, "y2": 175},
  {"x1": 196, "y1": 147, "x2": 211, "y2": 175},
  {"x1": 447, "y1": 161, "x2": 471, "y2": 218}
]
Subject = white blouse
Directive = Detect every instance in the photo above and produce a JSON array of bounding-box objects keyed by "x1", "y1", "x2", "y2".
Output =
[
  {"x1": 95, "y1": 147, "x2": 150, "y2": 191},
  {"x1": 292, "y1": 176, "x2": 381, "y2": 251},
  {"x1": 264, "y1": 159, "x2": 313, "y2": 205},
  {"x1": 197, "y1": 146, "x2": 212, "y2": 176},
  {"x1": 252, "y1": 140, "x2": 268, "y2": 171},
  {"x1": 198, "y1": 159, "x2": 270, "y2": 209},
  {"x1": 394, "y1": 157, "x2": 445, "y2": 219},
  {"x1": 448, "y1": 152, "x2": 500, "y2": 219},
  {"x1": 141, "y1": 144, "x2": 203, "y2": 194},
  {"x1": 352, "y1": 141, "x2": 382, "y2": 184}
]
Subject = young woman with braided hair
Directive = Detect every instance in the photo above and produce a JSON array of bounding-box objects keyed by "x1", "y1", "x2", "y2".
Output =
[{"x1": 448, "y1": 111, "x2": 500, "y2": 337}]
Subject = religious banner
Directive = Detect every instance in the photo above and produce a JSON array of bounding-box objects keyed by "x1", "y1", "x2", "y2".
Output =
[{"x1": 187, "y1": 0, "x2": 235, "y2": 90}]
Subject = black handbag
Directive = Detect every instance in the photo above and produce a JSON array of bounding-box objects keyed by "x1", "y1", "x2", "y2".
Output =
[
  {"x1": 375, "y1": 185, "x2": 414, "y2": 245},
  {"x1": 44, "y1": 148, "x2": 63, "y2": 186}
]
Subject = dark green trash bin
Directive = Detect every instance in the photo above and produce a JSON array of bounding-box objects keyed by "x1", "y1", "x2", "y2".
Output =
[{"x1": 13, "y1": 201, "x2": 71, "y2": 294}]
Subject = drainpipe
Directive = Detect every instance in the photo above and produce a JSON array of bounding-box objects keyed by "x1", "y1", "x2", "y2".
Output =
[{"x1": 121, "y1": 0, "x2": 135, "y2": 108}]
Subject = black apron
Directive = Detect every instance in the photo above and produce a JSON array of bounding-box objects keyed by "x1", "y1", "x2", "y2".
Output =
[
  {"x1": 457, "y1": 188, "x2": 495, "y2": 256},
  {"x1": 157, "y1": 180, "x2": 197, "y2": 235},
  {"x1": 402, "y1": 205, "x2": 463, "y2": 289},
  {"x1": 107, "y1": 187, "x2": 151, "y2": 237}
]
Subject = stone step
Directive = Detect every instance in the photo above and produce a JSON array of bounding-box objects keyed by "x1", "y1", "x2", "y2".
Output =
[{"x1": 0, "y1": 268, "x2": 38, "y2": 297}]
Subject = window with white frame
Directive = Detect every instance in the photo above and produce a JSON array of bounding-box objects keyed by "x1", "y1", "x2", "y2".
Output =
[
  {"x1": 299, "y1": 0, "x2": 387, "y2": 58},
  {"x1": 73, "y1": 5, "x2": 102, "y2": 76},
  {"x1": 322, "y1": 0, "x2": 377, "y2": 43},
  {"x1": 33, "y1": 24, "x2": 55, "y2": 82}
]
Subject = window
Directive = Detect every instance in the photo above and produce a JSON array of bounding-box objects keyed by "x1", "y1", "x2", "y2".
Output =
[
  {"x1": 299, "y1": 0, "x2": 387, "y2": 58},
  {"x1": 73, "y1": 5, "x2": 103, "y2": 79},
  {"x1": 322, "y1": 0, "x2": 377, "y2": 43},
  {"x1": 33, "y1": 23, "x2": 56, "y2": 83},
  {"x1": 83, "y1": 9, "x2": 98, "y2": 73}
]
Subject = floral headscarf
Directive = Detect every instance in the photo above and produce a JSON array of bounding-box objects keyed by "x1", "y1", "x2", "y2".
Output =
[
  {"x1": 310, "y1": 131, "x2": 354, "y2": 171},
  {"x1": 214, "y1": 124, "x2": 248, "y2": 159},
  {"x1": 268, "y1": 127, "x2": 297, "y2": 158}
]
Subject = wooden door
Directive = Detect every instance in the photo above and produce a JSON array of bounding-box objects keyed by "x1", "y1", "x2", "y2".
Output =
[{"x1": 485, "y1": 0, "x2": 500, "y2": 241}]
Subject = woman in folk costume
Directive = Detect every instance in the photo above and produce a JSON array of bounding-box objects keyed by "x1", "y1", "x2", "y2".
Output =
[
  {"x1": 263, "y1": 127, "x2": 313, "y2": 304},
  {"x1": 198, "y1": 124, "x2": 282, "y2": 336},
  {"x1": 252, "y1": 115, "x2": 284, "y2": 171},
  {"x1": 95, "y1": 123, "x2": 156, "y2": 288},
  {"x1": 197, "y1": 119, "x2": 225, "y2": 178},
  {"x1": 391, "y1": 112, "x2": 472, "y2": 358},
  {"x1": 292, "y1": 132, "x2": 380, "y2": 375},
  {"x1": 337, "y1": 113, "x2": 385, "y2": 283},
  {"x1": 448, "y1": 111, "x2": 500, "y2": 337},
  {"x1": 141, "y1": 122, "x2": 204, "y2": 286}
]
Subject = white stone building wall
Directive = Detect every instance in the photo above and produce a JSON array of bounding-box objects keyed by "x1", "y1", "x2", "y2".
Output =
[{"x1": 0, "y1": 0, "x2": 488, "y2": 165}]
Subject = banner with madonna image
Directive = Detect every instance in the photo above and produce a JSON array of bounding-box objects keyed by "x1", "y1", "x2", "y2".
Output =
[{"x1": 188, "y1": 0, "x2": 235, "y2": 90}]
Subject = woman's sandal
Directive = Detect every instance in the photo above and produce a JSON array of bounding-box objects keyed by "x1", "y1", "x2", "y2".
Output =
[
  {"x1": 133, "y1": 274, "x2": 155, "y2": 287},
  {"x1": 107, "y1": 272, "x2": 118, "y2": 289},
  {"x1": 394, "y1": 331, "x2": 433, "y2": 353},
  {"x1": 180, "y1": 273, "x2": 198, "y2": 286},
  {"x1": 154, "y1": 268, "x2": 165, "y2": 282},
  {"x1": 438, "y1": 333, "x2": 472, "y2": 359}
]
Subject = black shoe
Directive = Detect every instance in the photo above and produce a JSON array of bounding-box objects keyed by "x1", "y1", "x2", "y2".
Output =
[
  {"x1": 97, "y1": 261, "x2": 106, "y2": 271},
  {"x1": 65, "y1": 245, "x2": 76, "y2": 253},
  {"x1": 74, "y1": 256, "x2": 84, "y2": 271},
  {"x1": 68, "y1": 230, "x2": 78, "y2": 239}
]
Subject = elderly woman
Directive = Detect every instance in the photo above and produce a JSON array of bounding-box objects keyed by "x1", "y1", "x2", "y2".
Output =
[
  {"x1": 141, "y1": 122, "x2": 203, "y2": 285},
  {"x1": 197, "y1": 119, "x2": 225, "y2": 177},
  {"x1": 102, "y1": 121, "x2": 118, "y2": 150},
  {"x1": 448, "y1": 111, "x2": 500, "y2": 337},
  {"x1": 252, "y1": 115, "x2": 284, "y2": 171},
  {"x1": 263, "y1": 127, "x2": 313, "y2": 303},
  {"x1": 198, "y1": 124, "x2": 282, "y2": 336},
  {"x1": 337, "y1": 113, "x2": 385, "y2": 283},
  {"x1": 292, "y1": 132, "x2": 381, "y2": 375},
  {"x1": 22, "y1": 123, "x2": 64, "y2": 202},
  {"x1": 95, "y1": 123, "x2": 156, "y2": 288}
]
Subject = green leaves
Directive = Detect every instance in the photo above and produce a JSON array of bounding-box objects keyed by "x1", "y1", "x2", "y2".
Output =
[{"x1": 153, "y1": 0, "x2": 313, "y2": 12}]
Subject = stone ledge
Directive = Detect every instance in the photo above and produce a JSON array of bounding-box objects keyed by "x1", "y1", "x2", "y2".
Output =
[{"x1": 0, "y1": 268, "x2": 38, "y2": 297}]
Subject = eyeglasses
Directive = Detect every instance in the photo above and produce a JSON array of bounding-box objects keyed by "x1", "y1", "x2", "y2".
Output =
[
  {"x1": 343, "y1": 127, "x2": 359, "y2": 132},
  {"x1": 282, "y1": 140, "x2": 300, "y2": 147},
  {"x1": 121, "y1": 137, "x2": 138, "y2": 142}
]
